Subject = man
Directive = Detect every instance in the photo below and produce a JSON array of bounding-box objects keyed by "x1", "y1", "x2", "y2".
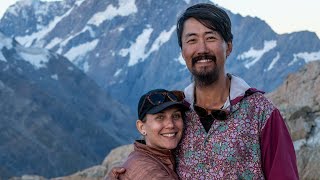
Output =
[{"x1": 108, "y1": 3, "x2": 298, "y2": 179}]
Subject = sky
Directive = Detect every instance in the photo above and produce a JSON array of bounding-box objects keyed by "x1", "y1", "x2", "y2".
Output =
[
  {"x1": 0, "y1": 0, "x2": 320, "y2": 37},
  {"x1": 212, "y1": 0, "x2": 320, "y2": 37}
]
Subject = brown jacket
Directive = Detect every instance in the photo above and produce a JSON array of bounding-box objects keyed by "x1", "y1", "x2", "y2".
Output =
[{"x1": 119, "y1": 140, "x2": 179, "y2": 180}]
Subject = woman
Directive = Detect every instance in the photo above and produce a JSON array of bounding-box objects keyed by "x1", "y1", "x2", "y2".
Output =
[{"x1": 118, "y1": 89, "x2": 188, "y2": 180}]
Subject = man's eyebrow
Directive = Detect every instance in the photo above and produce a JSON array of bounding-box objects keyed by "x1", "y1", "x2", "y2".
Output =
[
  {"x1": 205, "y1": 31, "x2": 218, "y2": 35},
  {"x1": 184, "y1": 32, "x2": 197, "y2": 38},
  {"x1": 184, "y1": 31, "x2": 217, "y2": 38}
]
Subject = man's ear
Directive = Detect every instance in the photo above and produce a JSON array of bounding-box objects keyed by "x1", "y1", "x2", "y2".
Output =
[
  {"x1": 136, "y1": 119, "x2": 145, "y2": 135},
  {"x1": 181, "y1": 53, "x2": 187, "y2": 63},
  {"x1": 226, "y1": 41, "x2": 233, "y2": 57}
]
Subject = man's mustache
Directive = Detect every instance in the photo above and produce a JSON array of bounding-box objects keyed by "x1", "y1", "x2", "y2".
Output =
[{"x1": 192, "y1": 54, "x2": 216, "y2": 65}]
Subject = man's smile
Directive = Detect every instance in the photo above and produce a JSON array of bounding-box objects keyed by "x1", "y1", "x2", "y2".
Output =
[{"x1": 192, "y1": 54, "x2": 216, "y2": 65}]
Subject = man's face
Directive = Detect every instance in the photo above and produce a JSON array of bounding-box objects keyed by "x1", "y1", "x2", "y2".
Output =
[{"x1": 181, "y1": 18, "x2": 232, "y2": 85}]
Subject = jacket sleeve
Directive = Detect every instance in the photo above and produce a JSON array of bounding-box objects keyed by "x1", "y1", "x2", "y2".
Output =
[{"x1": 260, "y1": 108, "x2": 299, "y2": 180}]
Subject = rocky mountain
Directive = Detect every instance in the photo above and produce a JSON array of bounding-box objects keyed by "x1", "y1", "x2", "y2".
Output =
[
  {"x1": 267, "y1": 61, "x2": 320, "y2": 179},
  {"x1": 0, "y1": 32, "x2": 136, "y2": 179},
  {"x1": 1, "y1": 0, "x2": 320, "y2": 114}
]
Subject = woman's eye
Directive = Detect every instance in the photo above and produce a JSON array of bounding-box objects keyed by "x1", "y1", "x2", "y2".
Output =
[
  {"x1": 156, "y1": 115, "x2": 164, "y2": 120},
  {"x1": 173, "y1": 113, "x2": 182, "y2": 119}
]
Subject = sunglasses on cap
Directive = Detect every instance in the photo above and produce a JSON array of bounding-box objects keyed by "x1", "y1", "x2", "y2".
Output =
[
  {"x1": 138, "y1": 90, "x2": 185, "y2": 115},
  {"x1": 193, "y1": 104, "x2": 230, "y2": 120}
]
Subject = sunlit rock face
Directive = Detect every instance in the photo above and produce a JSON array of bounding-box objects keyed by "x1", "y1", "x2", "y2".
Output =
[{"x1": 268, "y1": 61, "x2": 320, "y2": 179}]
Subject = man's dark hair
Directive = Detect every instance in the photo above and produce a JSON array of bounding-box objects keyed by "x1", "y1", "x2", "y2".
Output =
[{"x1": 177, "y1": 3, "x2": 233, "y2": 48}]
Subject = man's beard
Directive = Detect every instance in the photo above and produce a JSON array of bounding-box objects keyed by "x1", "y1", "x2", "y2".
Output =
[
  {"x1": 191, "y1": 54, "x2": 219, "y2": 87},
  {"x1": 192, "y1": 66, "x2": 219, "y2": 87}
]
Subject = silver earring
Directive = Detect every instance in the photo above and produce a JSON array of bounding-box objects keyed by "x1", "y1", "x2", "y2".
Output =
[{"x1": 142, "y1": 132, "x2": 146, "y2": 135}]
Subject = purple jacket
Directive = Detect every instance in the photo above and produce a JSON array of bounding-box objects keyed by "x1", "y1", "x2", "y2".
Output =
[{"x1": 175, "y1": 74, "x2": 299, "y2": 179}]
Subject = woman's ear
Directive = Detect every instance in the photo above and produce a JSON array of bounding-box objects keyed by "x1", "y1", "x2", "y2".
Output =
[{"x1": 136, "y1": 119, "x2": 146, "y2": 135}]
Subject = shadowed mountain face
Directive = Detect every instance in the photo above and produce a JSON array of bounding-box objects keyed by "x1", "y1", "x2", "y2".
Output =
[
  {"x1": 1, "y1": 0, "x2": 319, "y2": 113},
  {"x1": 0, "y1": 32, "x2": 136, "y2": 179}
]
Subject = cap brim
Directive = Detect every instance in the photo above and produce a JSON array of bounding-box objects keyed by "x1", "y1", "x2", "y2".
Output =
[{"x1": 147, "y1": 101, "x2": 189, "y2": 114}]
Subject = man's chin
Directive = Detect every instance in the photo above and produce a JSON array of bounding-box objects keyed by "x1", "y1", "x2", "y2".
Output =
[
  {"x1": 192, "y1": 69, "x2": 215, "y2": 77},
  {"x1": 192, "y1": 69, "x2": 219, "y2": 85},
  {"x1": 193, "y1": 64, "x2": 216, "y2": 72}
]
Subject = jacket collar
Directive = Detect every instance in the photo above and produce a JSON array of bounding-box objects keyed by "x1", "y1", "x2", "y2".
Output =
[
  {"x1": 134, "y1": 140, "x2": 175, "y2": 169},
  {"x1": 184, "y1": 74, "x2": 253, "y2": 108}
]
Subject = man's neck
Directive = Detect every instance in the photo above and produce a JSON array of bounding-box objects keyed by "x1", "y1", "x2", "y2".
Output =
[{"x1": 194, "y1": 74, "x2": 230, "y2": 109}]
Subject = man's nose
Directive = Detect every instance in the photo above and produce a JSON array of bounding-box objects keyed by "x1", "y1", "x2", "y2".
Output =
[{"x1": 197, "y1": 40, "x2": 209, "y2": 54}]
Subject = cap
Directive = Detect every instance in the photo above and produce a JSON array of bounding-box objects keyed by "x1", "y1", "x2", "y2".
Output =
[{"x1": 137, "y1": 89, "x2": 188, "y2": 120}]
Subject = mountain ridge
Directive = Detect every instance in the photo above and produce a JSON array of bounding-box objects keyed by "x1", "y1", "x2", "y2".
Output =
[
  {"x1": 1, "y1": 0, "x2": 319, "y2": 114},
  {"x1": 0, "y1": 32, "x2": 136, "y2": 179}
]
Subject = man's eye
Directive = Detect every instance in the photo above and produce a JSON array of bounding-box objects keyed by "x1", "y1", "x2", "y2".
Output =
[
  {"x1": 187, "y1": 39, "x2": 196, "y2": 43},
  {"x1": 207, "y1": 36, "x2": 216, "y2": 40}
]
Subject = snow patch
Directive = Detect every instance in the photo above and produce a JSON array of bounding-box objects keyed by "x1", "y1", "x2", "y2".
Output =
[
  {"x1": 149, "y1": 26, "x2": 176, "y2": 54},
  {"x1": 51, "y1": 74, "x2": 59, "y2": 80},
  {"x1": 64, "y1": 39, "x2": 99, "y2": 62},
  {"x1": 0, "y1": 33, "x2": 13, "y2": 62},
  {"x1": 237, "y1": 40, "x2": 277, "y2": 69},
  {"x1": 7, "y1": 6, "x2": 19, "y2": 17},
  {"x1": 118, "y1": 27, "x2": 125, "y2": 32},
  {"x1": 114, "y1": 69, "x2": 122, "y2": 77},
  {"x1": 45, "y1": 37, "x2": 62, "y2": 49},
  {"x1": 87, "y1": 26, "x2": 96, "y2": 38},
  {"x1": 47, "y1": 26, "x2": 95, "y2": 51},
  {"x1": 16, "y1": 3, "x2": 75, "y2": 47},
  {"x1": 266, "y1": 52, "x2": 280, "y2": 71},
  {"x1": 18, "y1": 0, "x2": 33, "y2": 7},
  {"x1": 120, "y1": 26, "x2": 176, "y2": 66},
  {"x1": 175, "y1": 53, "x2": 186, "y2": 66},
  {"x1": 74, "y1": 0, "x2": 86, "y2": 7},
  {"x1": 87, "y1": 0, "x2": 137, "y2": 26},
  {"x1": 17, "y1": 47, "x2": 50, "y2": 69},
  {"x1": 120, "y1": 27, "x2": 153, "y2": 66},
  {"x1": 0, "y1": 33, "x2": 13, "y2": 49},
  {"x1": 289, "y1": 51, "x2": 320, "y2": 66},
  {"x1": 55, "y1": 26, "x2": 93, "y2": 54},
  {"x1": 0, "y1": 53, "x2": 6, "y2": 62}
]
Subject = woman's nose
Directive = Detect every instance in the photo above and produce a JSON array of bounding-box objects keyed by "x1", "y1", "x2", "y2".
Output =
[{"x1": 165, "y1": 118, "x2": 175, "y2": 128}]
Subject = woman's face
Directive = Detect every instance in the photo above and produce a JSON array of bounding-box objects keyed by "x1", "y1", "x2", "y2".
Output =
[{"x1": 137, "y1": 107, "x2": 184, "y2": 150}]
